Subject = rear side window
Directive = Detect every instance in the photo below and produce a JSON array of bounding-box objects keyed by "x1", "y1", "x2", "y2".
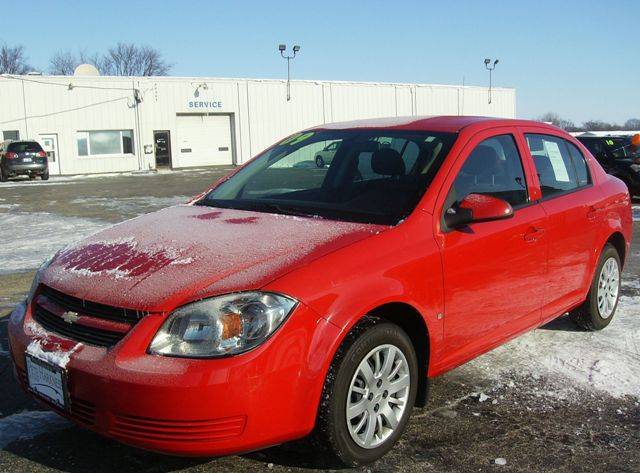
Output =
[
  {"x1": 453, "y1": 134, "x2": 528, "y2": 207},
  {"x1": 566, "y1": 142, "x2": 591, "y2": 187},
  {"x1": 526, "y1": 134, "x2": 579, "y2": 198},
  {"x1": 7, "y1": 141, "x2": 43, "y2": 153}
]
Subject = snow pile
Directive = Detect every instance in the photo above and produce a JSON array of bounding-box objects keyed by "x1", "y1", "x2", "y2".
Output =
[
  {"x1": 464, "y1": 286, "x2": 640, "y2": 398},
  {"x1": 0, "y1": 410, "x2": 70, "y2": 448},
  {"x1": 24, "y1": 321, "x2": 82, "y2": 368},
  {"x1": 25, "y1": 339, "x2": 81, "y2": 369},
  {"x1": 0, "y1": 212, "x2": 107, "y2": 273}
]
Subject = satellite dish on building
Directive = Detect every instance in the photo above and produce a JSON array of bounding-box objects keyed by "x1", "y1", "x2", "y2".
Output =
[{"x1": 73, "y1": 64, "x2": 100, "y2": 76}]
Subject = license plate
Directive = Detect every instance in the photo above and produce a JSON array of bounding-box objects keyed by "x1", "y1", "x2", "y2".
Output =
[
  {"x1": 25, "y1": 354, "x2": 68, "y2": 409},
  {"x1": 23, "y1": 157, "x2": 33, "y2": 163}
]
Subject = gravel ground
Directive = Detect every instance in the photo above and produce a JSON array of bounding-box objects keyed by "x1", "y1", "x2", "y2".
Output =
[{"x1": 0, "y1": 169, "x2": 638, "y2": 472}]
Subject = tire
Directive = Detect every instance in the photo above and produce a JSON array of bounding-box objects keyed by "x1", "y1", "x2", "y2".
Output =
[
  {"x1": 315, "y1": 317, "x2": 418, "y2": 466},
  {"x1": 315, "y1": 156, "x2": 325, "y2": 168},
  {"x1": 29, "y1": 175, "x2": 36, "y2": 180},
  {"x1": 0, "y1": 167, "x2": 7, "y2": 182},
  {"x1": 41, "y1": 171, "x2": 49, "y2": 181},
  {"x1": 571, "y1": 243, "x2": 621, "y2": 331}
]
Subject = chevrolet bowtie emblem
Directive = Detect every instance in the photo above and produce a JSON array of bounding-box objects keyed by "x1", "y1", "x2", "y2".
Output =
[{"x1": 61, "y1": 311, "x2": 80, "y2": 324}]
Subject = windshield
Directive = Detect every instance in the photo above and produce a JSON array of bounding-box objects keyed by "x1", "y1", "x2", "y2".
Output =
[
  {"x1": 198, "y1": 129, "x2": 457, "y2": 225},
  {"x1": 583, "y1": 138, "x2": 639, "y2": 159},
  {"x1": 8, "y1": 141, "x2": 43, "y2": 153},
  {"x1": 606, "y1": 138, "x2": 640, "y2": 159}
]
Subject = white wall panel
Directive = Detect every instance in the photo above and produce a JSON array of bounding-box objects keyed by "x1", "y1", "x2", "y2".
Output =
[{"x1": 0, "y1": 75, "x2": 516, "y2": 174}]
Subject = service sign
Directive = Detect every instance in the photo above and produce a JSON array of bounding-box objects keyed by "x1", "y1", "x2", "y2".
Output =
[{"x1": 187, "y1": 99, "x2": 223, "y2": 110}]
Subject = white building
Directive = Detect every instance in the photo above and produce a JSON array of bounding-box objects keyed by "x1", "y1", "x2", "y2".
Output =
[{"x1": 0, "y1": 74, "x2": 516, "y2": 175}]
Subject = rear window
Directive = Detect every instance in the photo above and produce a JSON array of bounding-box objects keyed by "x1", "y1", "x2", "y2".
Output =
[{"x1": 8, "y1": 141, "x2": 43, "y2": 153}]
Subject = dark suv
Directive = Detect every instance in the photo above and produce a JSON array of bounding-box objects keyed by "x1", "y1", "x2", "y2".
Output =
[
  {"x1": 576, "y1": 134, "x2": 640, "y2": 196},
  {"x1": 0, "y1": 140, "x2": 49, "y2": 181}
]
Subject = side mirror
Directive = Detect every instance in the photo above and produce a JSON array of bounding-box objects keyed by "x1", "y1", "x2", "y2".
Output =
[{"x1": 444, "y1": 193, "x2": 514, "y2": 228}]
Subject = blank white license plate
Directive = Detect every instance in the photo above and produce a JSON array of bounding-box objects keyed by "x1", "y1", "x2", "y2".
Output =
[
  {"x1": 23, "y1": 157, "x2": 33, "y2": 162},
  {"x1": 26, "y1": 354, "x2": 68, "y2": 409}
]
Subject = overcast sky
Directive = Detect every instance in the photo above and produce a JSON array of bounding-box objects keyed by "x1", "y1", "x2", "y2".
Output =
[{"x1": 4, "y1": 0, "x2": 637, "y2": 124}]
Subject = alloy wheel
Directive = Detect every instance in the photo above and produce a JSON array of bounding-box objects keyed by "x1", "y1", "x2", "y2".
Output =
[
  {"x1": 346, "y1": 344, "x2": 410, "y2": 449},
  {"x1": 597, "y1": 257, "x2": 619, "y2": 319}
]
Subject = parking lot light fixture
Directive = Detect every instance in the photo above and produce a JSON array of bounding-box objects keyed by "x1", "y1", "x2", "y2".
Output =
[
  {"x1": 484, "y1": 58, "x2": 499, "y2": 104},
  {"x1": 279, "y1": 44, "x2": 301, "y2": 101}
]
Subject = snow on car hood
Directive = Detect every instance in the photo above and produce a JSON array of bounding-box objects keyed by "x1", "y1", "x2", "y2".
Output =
[{"x1": 41, "y1": 205, "x2": 387, "y2": 311}]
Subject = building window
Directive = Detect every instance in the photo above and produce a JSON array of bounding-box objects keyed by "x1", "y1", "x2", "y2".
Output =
[
  {"x1": 3, "y1": 130, "x2": 19, "y2": 141},
  {"x1": 76, "y1": 130, "x2": 135, "y2": 157}
]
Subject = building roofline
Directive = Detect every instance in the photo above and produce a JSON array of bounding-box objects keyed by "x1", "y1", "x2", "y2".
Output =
[{"x1": 1, "y1": 73, "x2": 515, "y2": 92}]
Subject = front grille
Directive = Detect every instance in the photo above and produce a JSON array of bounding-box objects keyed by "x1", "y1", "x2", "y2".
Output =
[
  {"x1": 111, "y1": 413, "x2": 246, "y2": 443},
  {"x1": 33, "y1": 305, "x2": 126, "y2": 347},
  {"x1": 40, "y1": 285, "x2": 147, "y2": 323}
]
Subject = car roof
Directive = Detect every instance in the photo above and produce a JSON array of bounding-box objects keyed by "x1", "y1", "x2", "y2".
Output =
[{"x1": 307, "y1": 115, "x2": 562, "y2": 134}]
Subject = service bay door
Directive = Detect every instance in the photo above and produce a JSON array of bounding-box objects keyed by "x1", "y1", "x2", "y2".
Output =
[{"x1": 175, "y1": 114, "x2": 233, "y2": 167}]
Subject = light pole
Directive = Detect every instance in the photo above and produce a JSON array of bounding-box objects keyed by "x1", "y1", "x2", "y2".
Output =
[
  {"x1": 279, "y1": 44, "x2": 300, "y2": 101},
  {"x1": 484, "y1": 58, "x2": 499, "y2": 104}
]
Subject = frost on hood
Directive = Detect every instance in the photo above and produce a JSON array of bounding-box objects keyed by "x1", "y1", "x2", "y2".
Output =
[
  {"x1": 25, "y1": 321, "x2": 82, "y2": 368},
  {"x1": 54, "y1": 237, "x2": 195, "y2": 279},
  {"x1": 41, "y1": 206, "x2": 387, "y2": 310}
]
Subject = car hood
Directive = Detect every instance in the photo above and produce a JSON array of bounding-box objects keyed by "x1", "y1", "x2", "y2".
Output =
[{"x1": 41, "y1": 205, "x2": 387, "y2": 311}]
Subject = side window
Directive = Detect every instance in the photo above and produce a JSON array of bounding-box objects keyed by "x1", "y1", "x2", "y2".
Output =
[
  {"x1": 526, "y1": 134, "x2": 578, "y2": 198},
  {"x1": 453, "y1": 134, "x2": 528, "y2": 207},
  {"x1": 566, "y1": 141, "x2": 591, "y2": 187}
]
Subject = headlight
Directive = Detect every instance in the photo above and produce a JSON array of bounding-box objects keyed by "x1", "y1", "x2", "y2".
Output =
[
  {"x1": 149, "y1": 292, "x2": 297, "y2": 358},
  {"x1": 630, "y1": 164, "x2": 640, "y2": 172},
  {"x1": 27, "y1": 256, "x2": 53, "y2": 305}
]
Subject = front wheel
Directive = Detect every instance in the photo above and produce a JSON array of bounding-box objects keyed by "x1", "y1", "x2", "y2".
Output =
[
  {"x1": 315, "y1": 318, "x2": 418, "y2": 466},
  {"x1": 571, "y1": 243, "x2": 621, "y2": 331},
  {"x1": 315, "y1": 156, "x2": 325, "y2": 168}
]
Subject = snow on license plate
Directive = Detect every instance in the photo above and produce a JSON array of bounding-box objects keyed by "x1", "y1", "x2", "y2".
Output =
[{"x1": 26, "y1": 354, "x2": 68, "y2": 409}]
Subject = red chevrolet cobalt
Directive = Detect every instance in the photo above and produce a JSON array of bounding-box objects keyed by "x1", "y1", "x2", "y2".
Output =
[{"x1": 8, "y1": 117, "x2": 632, "y2": 466}]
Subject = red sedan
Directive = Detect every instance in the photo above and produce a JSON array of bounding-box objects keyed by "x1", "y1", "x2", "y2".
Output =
[{"x1": 8, "y1": 116, "x2": 632, "y2": 466}]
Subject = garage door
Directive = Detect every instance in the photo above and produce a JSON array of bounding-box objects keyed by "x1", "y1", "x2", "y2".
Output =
[{"x1": 175, "y1": 114, "x2": 233, "y2": 167}]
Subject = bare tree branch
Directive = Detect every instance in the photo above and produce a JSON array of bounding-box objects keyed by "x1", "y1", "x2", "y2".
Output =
[
  {"x1": 537, "y1": 112, "x2": 577, "y2": 131},
  {"x1": 0, "y1": 43, "x2": 32, "y2": 74},
  {"x1": 49, "y1": 50, "x2": 77, "y2": 75},
  {"x1": 101, "y1": 42, "x2": 171, "y2": 76}
]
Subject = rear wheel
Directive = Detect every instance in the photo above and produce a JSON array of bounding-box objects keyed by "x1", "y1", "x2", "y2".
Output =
[
  {"x1": 0, "y1": 167, "x2": 7, "y2": 182},
  {"x1": 41, "y1": 171, "x2": 49, "y2": 181},
  {"x1": 571, "y1": 243, "x2": 621, "y2": 331},
  {"x1": 315, "y1": 318, "x2": 418, "y2": 466}
]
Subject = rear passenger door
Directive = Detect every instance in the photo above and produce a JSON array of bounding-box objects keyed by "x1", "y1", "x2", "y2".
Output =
[{"x1": 521, "y1": 130, "x2": 600, "y2": 320}]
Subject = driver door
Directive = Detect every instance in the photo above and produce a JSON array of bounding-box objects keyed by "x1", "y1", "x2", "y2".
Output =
[{"x1": 434, "y1": 129, "x2": 548, "y2": 371}]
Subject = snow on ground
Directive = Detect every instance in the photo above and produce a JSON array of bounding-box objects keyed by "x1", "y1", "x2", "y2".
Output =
[
  {"x1": 70, "y1": 195, "x2": 189, "y2": 214},
  {"x1": 0, "y1": 411, "x2": 71, "y2": 448},
  {"x1": 464, "y1": 282, "x2": 640, "y2": 399},
  {"x1": 0, "y1": 212, "x2": 107, "y2": 273},
  {"x1": 0, "y1": 167, "x2": 235, "y2": 189}
]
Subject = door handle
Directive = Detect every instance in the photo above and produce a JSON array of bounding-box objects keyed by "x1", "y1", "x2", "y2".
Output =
[
  {"x1": 587, "y1": 205, "x2": 604, "y2": 221},
  {"x1": 524, "y1": 227, "x2": 545, "y2": 242}
]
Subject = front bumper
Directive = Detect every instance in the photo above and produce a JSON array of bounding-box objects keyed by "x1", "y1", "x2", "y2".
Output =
[{"x1": 8, "y1": 299, "x2": 340, "y2": 456}]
